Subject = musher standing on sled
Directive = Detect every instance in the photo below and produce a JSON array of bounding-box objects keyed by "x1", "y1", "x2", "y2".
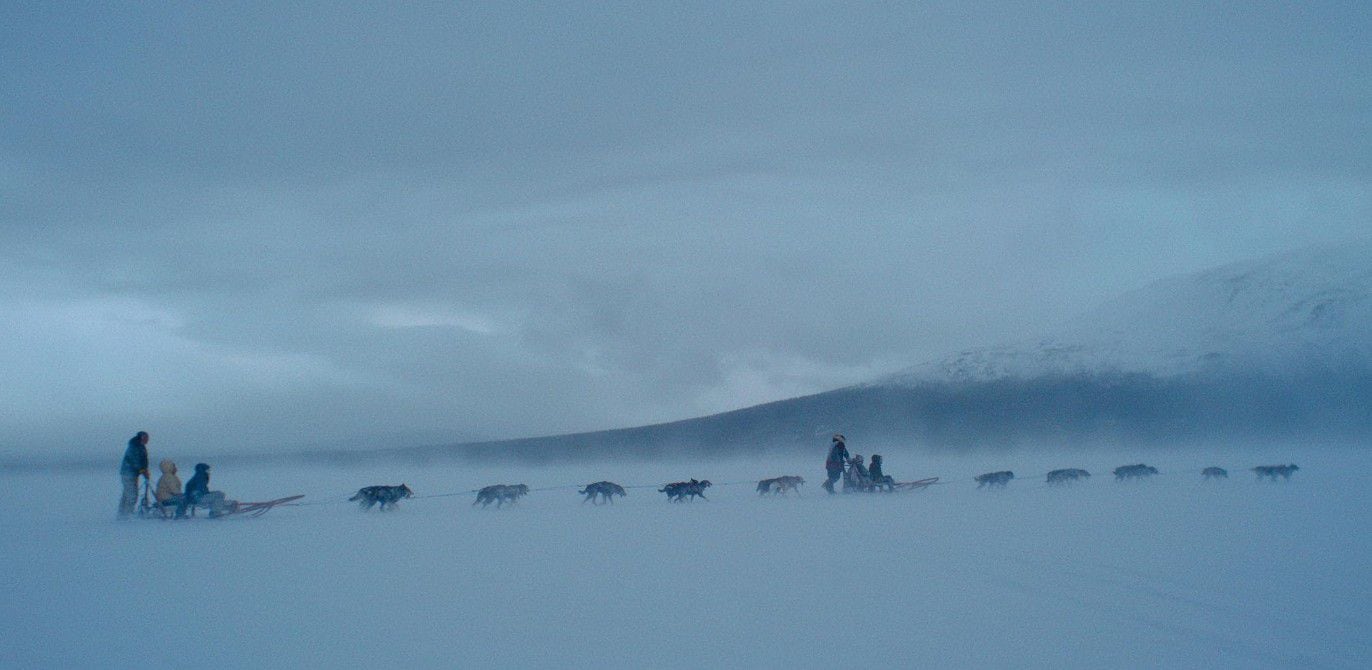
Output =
[
  {"x1": 822, "y1": 434, "x2": 850, "y2": 494},
  {"x1": 117, "y1": 431, "x2": 150, "y2": 519}
]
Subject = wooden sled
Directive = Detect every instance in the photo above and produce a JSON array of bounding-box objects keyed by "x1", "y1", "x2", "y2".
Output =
[
  {"x1": 138, "y1": 488, "x2": 303, "y2": 519},
  {"x1": 220, "y1": 495, "x2": 305, "y2": 518},
  {"x1": 888, "y1": 477, "x2": 938, "y2": 491},
  {"x1": 842, "y1": 459, "x2": 939, "y2": 493}
]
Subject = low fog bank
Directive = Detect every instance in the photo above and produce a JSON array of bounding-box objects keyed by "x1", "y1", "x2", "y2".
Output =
[
  {"x1": 4, "y1": 368, "x2": 1367, "y2": 472},
  {"x1": 341, "y1": 367, "x2": 1372, "y2": 466}
]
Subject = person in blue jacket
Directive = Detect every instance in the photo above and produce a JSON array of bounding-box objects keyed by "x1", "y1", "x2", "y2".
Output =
[
  {"x1": 117, "y1": 431, "x2": 150, "y2": 519},
  {"x1": 176, "y1": 463, "x2": 231, "y2": 518},
  {"x1": 822, "y1": 434, "x2": 850, "y2": 494}
]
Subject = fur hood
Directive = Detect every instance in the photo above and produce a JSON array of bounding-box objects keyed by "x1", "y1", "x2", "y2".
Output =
[{"x1": 155, "y1": 460, "x2": 183, "y2": 503}]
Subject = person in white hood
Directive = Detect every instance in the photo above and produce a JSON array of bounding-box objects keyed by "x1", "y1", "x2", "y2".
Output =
[{"x1": 154, "y1": 459, "x2": 182, "y2": 506}]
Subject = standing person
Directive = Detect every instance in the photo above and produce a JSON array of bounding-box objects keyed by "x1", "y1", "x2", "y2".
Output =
[
  {"x1": 117, "y1": 431, "x2": 150, "y2": 519},
  {"x1": 822, "y1": 434, "x2": 850, "y2": 494}
]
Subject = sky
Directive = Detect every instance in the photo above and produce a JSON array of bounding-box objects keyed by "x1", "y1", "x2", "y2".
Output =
[{"x1": 2, "y1": 2, "x2": 1369, "y2": 457}]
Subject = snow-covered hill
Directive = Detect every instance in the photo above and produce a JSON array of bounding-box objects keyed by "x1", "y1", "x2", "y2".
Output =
[
  {"x1": 112, "y1": 243, "x2": 1368, "y2": 467},
  {"x1": 314, "y1": 244, "x2": 1372, "y2": 462},
  {"x1": 886, "y1": 243, "x2": 1372, "y2": 384}
]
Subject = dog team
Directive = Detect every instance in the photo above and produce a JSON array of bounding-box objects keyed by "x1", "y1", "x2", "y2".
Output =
[
  {"x1": 117, "y1": 430, "x2": 1302, "y2": 518},
  {"x1": 343, "y1": 436, "x2": 1300, "y2": 512}
]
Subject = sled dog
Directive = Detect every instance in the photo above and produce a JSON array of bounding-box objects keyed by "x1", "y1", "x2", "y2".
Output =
[
  {"x1": 349, "y1": 484, "x2": 413, "y2": 511},
  {"x1": 757, "y1": 475, "x2": 805, "y2": 496},
  {"x1": 1252, "y1": 464, "x2": 1299, "y2": 481},
  {"x1": 474, "y1": 484, "x2": 530, "y2": 508},
  {"x1": 1046, "y1": 468, "x2": 1090, "y2": 485},
  {"x1": 579, "y1": 481, "x2": 627, "y2": 504},
  {"x1": 1113, "y1": 464, "x2": 1159, "y2": 481},
  {"x1": 974, "y1": 471, "x2": 1014, "y2": 488},
  {"x1": 660, "y1": 479, "x2": 711, "y2": 502}
]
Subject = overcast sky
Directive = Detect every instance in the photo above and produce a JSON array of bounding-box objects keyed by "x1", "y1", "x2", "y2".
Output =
[{"x1": 2, "y1": 2, "x2": 1368, "y2": 457}]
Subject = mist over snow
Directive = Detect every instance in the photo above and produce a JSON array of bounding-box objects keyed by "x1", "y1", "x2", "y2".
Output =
[{"x1": 2, "y1": 450, "x2": 1369, "y2": 669}]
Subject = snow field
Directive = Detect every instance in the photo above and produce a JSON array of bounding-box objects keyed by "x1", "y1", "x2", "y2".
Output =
[{"x1": 1, "y1": 448, "x2": 1368, "y2": 669}]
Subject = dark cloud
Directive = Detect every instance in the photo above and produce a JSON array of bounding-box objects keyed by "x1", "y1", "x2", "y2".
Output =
[{"x1": 2, "y1": 2, "x2": 1369, "y2": 455}]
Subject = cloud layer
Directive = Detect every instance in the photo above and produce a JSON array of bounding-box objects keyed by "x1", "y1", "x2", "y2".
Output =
[{"x1": 2, "y1": 2, "x2": 1368, "y2": 455}]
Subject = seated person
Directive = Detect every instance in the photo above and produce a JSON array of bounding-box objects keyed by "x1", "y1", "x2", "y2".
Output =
[
  {"x1": 869, "y1": 454, "x2": 895, "y2": 490},
  {"x1": 850, "y1": 454, "x2": 870, "y2": 479},
  {"x1": 176, "y1": 463, "x2": 234, "y2": 518},
  {"x1": 154, "y1": 459, "x2": 182, "y2": 507}
]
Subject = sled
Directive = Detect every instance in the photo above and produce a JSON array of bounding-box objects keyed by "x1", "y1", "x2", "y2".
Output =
[
  {"x1": 841, "y1": 459, "x2": 938, "y2": 493},
  {"x1": 220, "y1": 495, "x2": 305, "y2": 518},
  {"x1": 888, "y1": 477, "x2": 938, "y2": 491},
  {"x1": 137, "y1": 483, "x2": 303, "y2": 519}
]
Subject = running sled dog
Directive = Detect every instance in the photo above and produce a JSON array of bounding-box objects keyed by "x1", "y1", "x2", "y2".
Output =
[
  {"x1": 474, "y1": 484, "x2": 530, "y2": 508},
  {"x1": 756, "y1": 475, "x2": 805, "y2": 496},
  {"x1": 1046, "y1": 468, "x2": 1091, "y2": 485},
  {"x1": 349, "y1": 484, "x2": 413, "y2": 511},
  {"x1": 660, "y1": 479, "x2": 711, "y2": 502},
  {"x1": 1113, "y1": 464, "x2": 1159, "y2": 481},
  {"x1": 579, "y1": 481, "x2": 627, "y2": 504},
  {"x1": 1252, "y1": 464, "x2": 1299, "y2": 481},
  {"x1": 974, "y1": 471, "x2": 1014, "y2": 488}
]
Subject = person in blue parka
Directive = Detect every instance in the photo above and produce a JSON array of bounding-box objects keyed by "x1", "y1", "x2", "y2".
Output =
[
  {"x1": 177, "y1": 463, "x2": 231, "y2": 518},
  {"x1": 822, "y1": 434, "x2": 850, "y2": 494},
  {"x1": 117, "y1": 431, "x2": 150, "y2": 519}
]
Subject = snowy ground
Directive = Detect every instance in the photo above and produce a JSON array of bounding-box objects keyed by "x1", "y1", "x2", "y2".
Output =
[{"x1": 2, "y1": 447, "x2": 1369, "y2": 669}]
